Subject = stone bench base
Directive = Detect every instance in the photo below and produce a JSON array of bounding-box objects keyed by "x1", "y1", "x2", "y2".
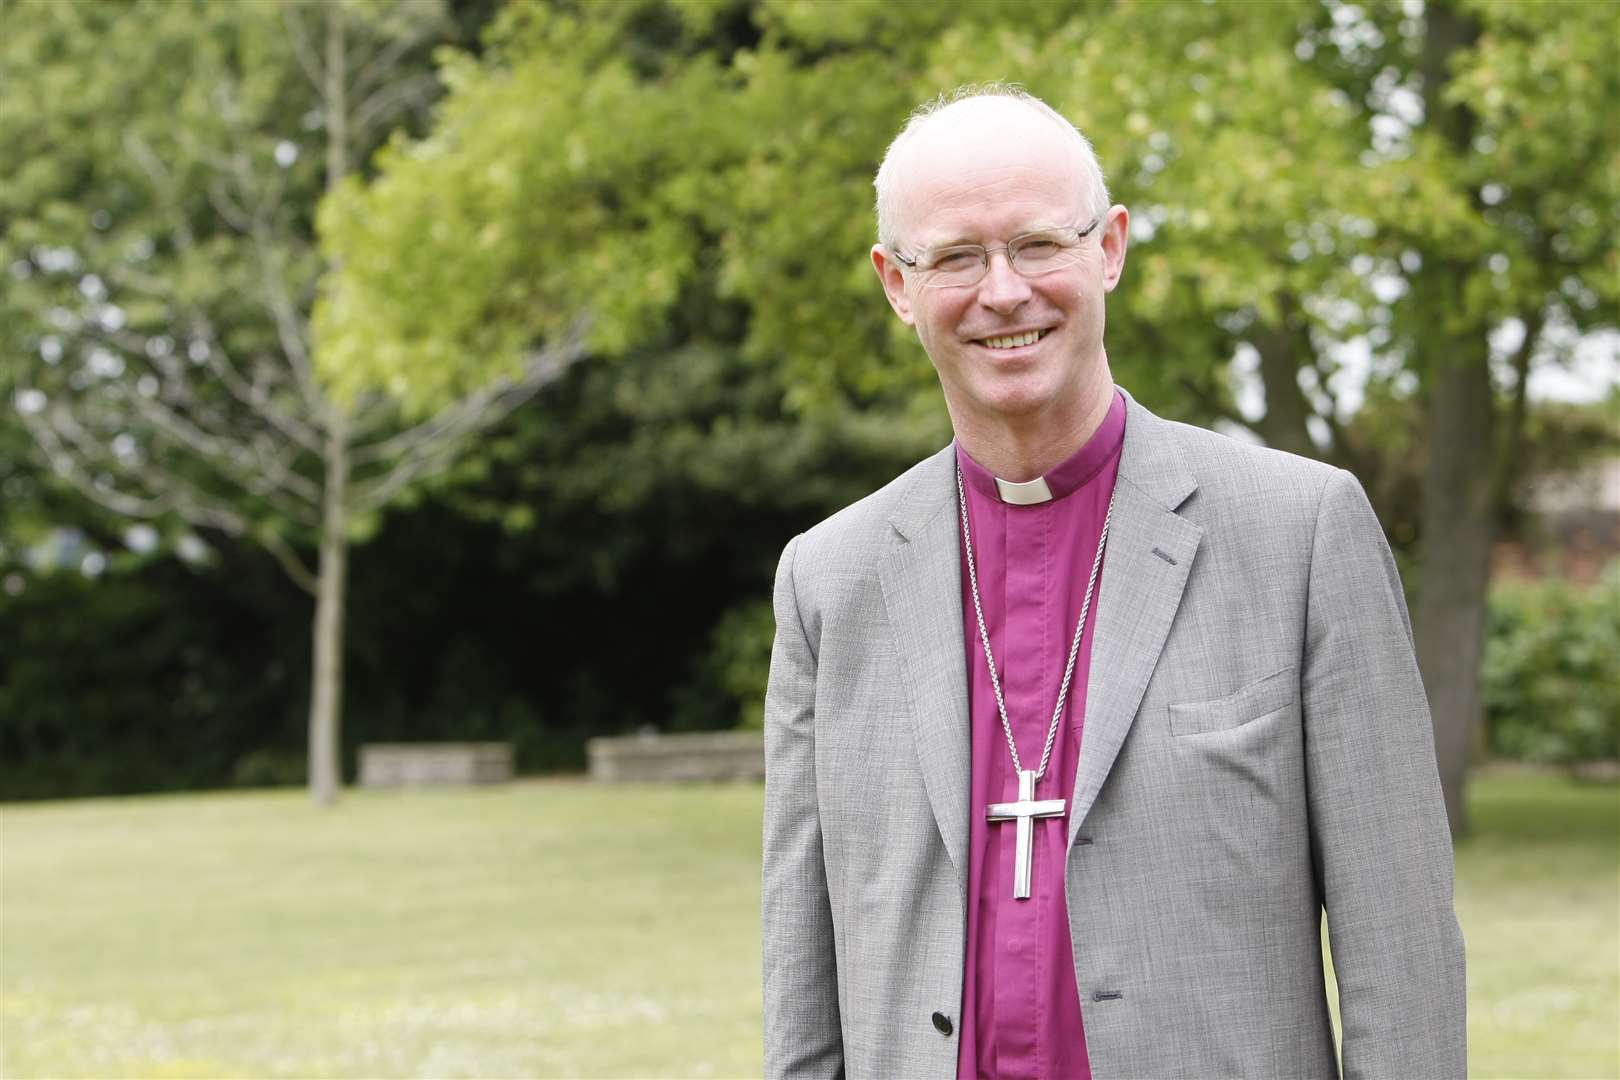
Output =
[
  {"x1": 586, "y1": 730, "x2": 764, "y2": 783},
  {"x1": 358, "y1": 742, "x2": 513, "y2": 787}
]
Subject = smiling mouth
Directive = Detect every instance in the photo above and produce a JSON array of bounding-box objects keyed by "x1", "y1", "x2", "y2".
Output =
[{"x1": 977, "y1": 329, "x2": 1050, "y2": 350}]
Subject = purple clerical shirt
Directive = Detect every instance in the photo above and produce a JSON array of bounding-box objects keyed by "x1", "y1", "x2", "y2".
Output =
[{"x1": 955, "y1": 390, "x2": 1126, "y2": 1080}]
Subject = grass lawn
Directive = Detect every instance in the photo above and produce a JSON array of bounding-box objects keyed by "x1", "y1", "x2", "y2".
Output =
[
  {"x1": 1452, "y1": 769, "x2": 1619, "y2": 1078},
  {"x1": 2, "y1": 768, "x2": 1615, "y2": 1078}
]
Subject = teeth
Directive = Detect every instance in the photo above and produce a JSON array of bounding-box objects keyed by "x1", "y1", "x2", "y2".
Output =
[{"x1": 983, "y1": 330, "x2": 1042, "y2": 349}]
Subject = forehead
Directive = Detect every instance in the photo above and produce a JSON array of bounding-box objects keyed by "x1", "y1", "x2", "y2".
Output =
[{"x1": 890, "y1": 100, "x2": 1089, "y2": 245}]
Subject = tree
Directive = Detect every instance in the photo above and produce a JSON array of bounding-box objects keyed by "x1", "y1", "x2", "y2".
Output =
[
  {"x1": 857, "y1": 0, "x2": 1617, "y2": 834},
  {"x1": 2, "y1": 0, "x2": 561, "y2": 806},
  {"x1": 318, "y1": 0, "x2": 1616, "y2": 831},
  {"x1": 1056, "y1": 0, "x2": 1617, "y2": 832},
  {"x1": 1400, "y1": 1, "x2": 1617, "y2": 833}
]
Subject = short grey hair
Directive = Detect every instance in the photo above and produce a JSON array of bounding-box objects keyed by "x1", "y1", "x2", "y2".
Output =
[{"x1": 873, "y1": 83, "x2": 1111, "y2": 250}]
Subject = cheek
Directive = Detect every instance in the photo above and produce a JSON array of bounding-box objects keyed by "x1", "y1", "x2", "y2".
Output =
[
  {"x1": 910, "y1": 305, "x2": 941, "y2": 340},
  {"x1": 922, "y1": 296, "x2": 969, "y2": 333}
]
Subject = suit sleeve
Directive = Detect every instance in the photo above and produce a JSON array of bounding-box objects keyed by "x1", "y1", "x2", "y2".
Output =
[
  {"x1": 1303, "y1": 469, "x2": 1467, "y2": 1079},
  {"x1": 761, "y1": 535, "x2": 845, "y2": 1079}
]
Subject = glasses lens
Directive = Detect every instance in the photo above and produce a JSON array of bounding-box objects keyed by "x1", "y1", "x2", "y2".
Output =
[
  {"x1": 914, "y1": 226, "x2": 1090, "y2": 289},
  {"x1": 924, "y1": 247, "x2": 986, "y2": 287},
  {"x1": 1009, "y1": 231, "x2": 1083, "y2": 274}
]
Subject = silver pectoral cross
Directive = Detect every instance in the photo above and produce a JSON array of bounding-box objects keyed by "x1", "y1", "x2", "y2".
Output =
[{"x1": 986, "y1": 768, "x2": 1067, "y2": 900}]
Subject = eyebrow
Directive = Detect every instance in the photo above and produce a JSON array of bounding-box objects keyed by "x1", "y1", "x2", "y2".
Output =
[{"x1": 920, "y1": 222, "x2": 1067, "y2": 249}]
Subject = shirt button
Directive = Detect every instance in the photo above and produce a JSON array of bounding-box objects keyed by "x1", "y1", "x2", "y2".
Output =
[{"x1": 932, "y1": 1011, "x2": 954, "y2": 1036}]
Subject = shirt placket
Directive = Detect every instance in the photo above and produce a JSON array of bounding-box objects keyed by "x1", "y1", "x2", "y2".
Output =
[{"x1": 992, "y1": 502, "x2": 1049, "y2": 1079}]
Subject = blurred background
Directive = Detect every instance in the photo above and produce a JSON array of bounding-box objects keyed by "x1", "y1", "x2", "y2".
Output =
[{"x1": 1, "y1": 0, "x2": 1615, "y2": 1077}]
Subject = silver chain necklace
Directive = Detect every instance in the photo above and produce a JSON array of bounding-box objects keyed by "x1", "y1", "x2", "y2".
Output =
[{"x1": 956, "y1": 459, "x2": 1114, "y2": 899}]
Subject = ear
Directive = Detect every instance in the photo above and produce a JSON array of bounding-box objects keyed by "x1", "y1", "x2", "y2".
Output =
[
  {"x1": 871, "y1": 244, "x2": 915, "y2": 326},
  {"x1": 1099, "y1": 205, "x2": 1130, "y2": 294}
]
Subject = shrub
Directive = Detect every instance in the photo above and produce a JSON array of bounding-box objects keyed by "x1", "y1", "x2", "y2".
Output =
[
  {"x1": 231, "y1": 749, "x2": 307, "y2": 789},
  {"x1": 1483, "y1": 563, "x2": 1620, "y2": 766},
  {"x1": 673, "y1": 596, "x2": 776, "y2": 732}
]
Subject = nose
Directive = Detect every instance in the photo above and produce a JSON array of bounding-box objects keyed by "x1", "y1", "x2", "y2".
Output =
[{"x1": 976, "y1": 249, "x2": 1032, "y2": 312}]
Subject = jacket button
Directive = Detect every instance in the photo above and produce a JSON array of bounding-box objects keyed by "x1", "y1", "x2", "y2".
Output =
[{"x1": 932, "y1": 1011, "x2": 953, "y2": 1036}]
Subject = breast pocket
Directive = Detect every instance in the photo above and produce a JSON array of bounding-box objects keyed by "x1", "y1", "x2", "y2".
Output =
[{"x1": 1168, "y1": 666, "x2": 1298, "y2": 737}]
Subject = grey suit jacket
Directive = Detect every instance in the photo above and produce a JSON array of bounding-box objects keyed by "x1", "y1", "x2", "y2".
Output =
[{"x1": 761, "y1": 393, "x2": 1465, "y2": 1079}]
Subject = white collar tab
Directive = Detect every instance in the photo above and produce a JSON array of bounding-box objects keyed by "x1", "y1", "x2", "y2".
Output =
[{"x1": 994, "y1": 475, "x2": 1053, "y2": 505}]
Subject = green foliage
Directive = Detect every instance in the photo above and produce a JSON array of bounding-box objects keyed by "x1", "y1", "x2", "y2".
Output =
[
  {"x1": 309, "y1": 2, "x2": 1099, "y2": 415},
  {"x1": 322, "y1": 0, "x2": 1618, "y2": 443},
  {"x1": 315, "y1": 2, "x2": 745, "y2": 408},
  {"x1": 399, "y1": 341, "x2": 938, "y2": 741},
  {"x1": 313, "y1": 0, "x2": 1620, "y2": 779},
  {"x1": 2, "y1": 0, "x2": 326, "y2": 357},
  {"x1": 1, "y1": 0, "x2": 460, "y2": 551},
  {"x1": 0, "y1": 556, "x2": 308, "y2": 799},
  {"x1": 229, "y1": 747, "x2": 308, "y2": 789},
  {"x1": 1483, "y1": 565, "x2": 1620, "y2": 766},
  {"x1": 692, "y1": 596, "x2": 776, "y2": 731},
  {"x1": 1448, "y1": 0, "x2": 1620, "y2": 324},
  {"x1": 10, "y1": 0, "x2": 1620, "y2": 799}
]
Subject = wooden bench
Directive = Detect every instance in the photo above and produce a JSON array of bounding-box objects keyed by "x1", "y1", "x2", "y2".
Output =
[
  {"x1": 358, "y1": 742, "x2": 514, "y2": 788},
  {"x1": 586, "y1": 730, "x2": 764, "y2": 783}
]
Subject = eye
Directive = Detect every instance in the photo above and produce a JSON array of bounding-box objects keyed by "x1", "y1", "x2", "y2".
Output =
[
  {"x1": 1014, "y1": 237, "x2": 1063, "y2": 260},
  {"x1": 928, "y1": 248, "x2": 983, "y2": 272}
]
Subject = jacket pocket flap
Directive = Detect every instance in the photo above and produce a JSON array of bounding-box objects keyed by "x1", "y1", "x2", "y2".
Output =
[{"x1": 1168, "y1": 666, "x2": 1297, "y2": 737}]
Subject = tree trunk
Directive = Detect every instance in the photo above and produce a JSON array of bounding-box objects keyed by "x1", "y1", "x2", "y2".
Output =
[
  {"x1": 308, "y1": 412, "x2": 350, "y2": 806},
  {"x1": 1413, "y1": 356, "x2": 1493, "y2": 837},
  {"x1": 305, "y1": 2, "x2": 352, "y2": 808},
  {"x1": 1252, "y1": 294, "x2": 1319, "y2": 460},
  {"x1": 1410, "y1": 0, "x2": 1487, "y2": 838}
]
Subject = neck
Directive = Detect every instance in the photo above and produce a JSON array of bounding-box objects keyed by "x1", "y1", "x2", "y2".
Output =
[{"x1": 952, "y1": 376, "x2": 1115, "y2": 483}]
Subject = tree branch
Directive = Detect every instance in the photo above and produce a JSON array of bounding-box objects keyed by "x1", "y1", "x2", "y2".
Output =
[
  {"x1": 349, "y1": 13, "x2": 443, "y2": 101},
  {"x1": 350, "y1": 324, "x2": 589, "y2": 468},
  {"x1": 23, "y1": 400, "x2": 253, "y2": 539},
  {"x1": 248, "y1": 222, "x2": 327, "y2": 417},
  {"x1": 82, "y1": 319, "x2": 327, "y2": 454},
  {"x1": 352, "y1": 72, "x2": 441, "y2": 139},
  {"x1": 257, "y1": 526, "x2": 320, "y2": 595},
  {"x1": 349, "y1": 327, "x2": 590, "y2": 511},
  {"x1": 206, "y1": 176, "x2": 254, "y2": 234},
  {"x1": 124, "y1": 133, "x2": 199, "y2": 254},
  {"x1": 112, "y1": 388, "x2": 324, "y2": 526},
  {"x1": 281, "y1": 4, "x2": 327, "y2": 97},
  {"x1": 114, "y1": 129, "x2": 330, "y2": 444},
  {"x1": 1491, "y1": 309, "x2": 1546, "y2": 515},
  {"x1": 1175, "y1": 372, "x2": 1248, "y2": 430}
]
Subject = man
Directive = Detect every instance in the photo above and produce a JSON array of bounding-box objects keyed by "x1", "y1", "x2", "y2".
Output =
[{"x1": 761, "y1": 86, "x2": 1465, "y2": 1080}]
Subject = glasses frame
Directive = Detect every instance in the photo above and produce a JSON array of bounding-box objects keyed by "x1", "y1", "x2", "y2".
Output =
[{"x1": 891, "y1": 214, "x2": 1105, "y2": 290}]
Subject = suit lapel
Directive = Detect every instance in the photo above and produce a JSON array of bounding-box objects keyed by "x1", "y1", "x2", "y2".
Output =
[
  {"x1": 875, "y1": 400, "x2": 1201, "y2": 867},
  {"x1": 878, "y1": 446, "x2": 971, "y2": 883},
  {"x1": 1069, "y1": 397, "x2": 1202, "y2": 844}
]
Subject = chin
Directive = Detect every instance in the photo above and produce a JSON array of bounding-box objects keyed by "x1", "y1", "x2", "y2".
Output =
[
  {"x1": 959, "y1": 388, "x2": 1049, "y2": 420},
  {"x1": 971, "y1": 383, "x2": 1063, "y2": 421}
]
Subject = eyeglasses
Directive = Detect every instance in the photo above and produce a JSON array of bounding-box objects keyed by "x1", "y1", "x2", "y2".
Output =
[{"x1": 892, "y1": 215, "x2": 1104, "y2": 289}]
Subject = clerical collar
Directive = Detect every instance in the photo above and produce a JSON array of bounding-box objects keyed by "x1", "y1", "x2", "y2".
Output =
[{"x1": 956, "y1": 389, "x2": 1127, "y2": 505}]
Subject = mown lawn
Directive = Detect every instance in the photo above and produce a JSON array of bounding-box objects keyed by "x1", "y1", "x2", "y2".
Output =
[
  {"x1": 1451, "y1": 769, "x2": 1619, "y2": 1078},
  {"x1": 1, "y1": 781, "x2": 763, "y2": 1078},
  {"x1": 1, "y1": 769, "x2": 1615, "y2": 1078}
]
